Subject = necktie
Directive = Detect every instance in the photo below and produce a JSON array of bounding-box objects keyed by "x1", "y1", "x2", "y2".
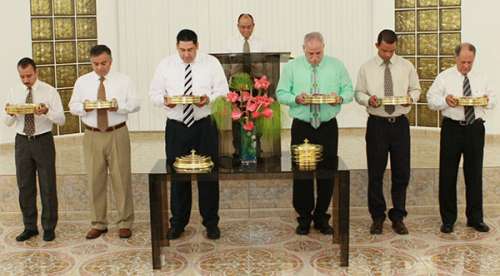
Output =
[
  {"x1": 23, "y1": 87, "x2": 35, "y2": 136},
  {"x1": 183, "y1": 64, "x2": 194, "y2": 127},
  {"x1": 463, "y1": 75, "x2": 475, "y2": 124},
  {"x1": 310, "y1": 66, "x2": 321, "y2": 129},
  {"x1": 243, "y1": 39, "x2": 250, "y2": 53},
  {"x1": 97, "y1": 76, "x2": 109, "y2": 131},
  {"x1": 243, "y1": 39, "x2": 251, "y2": 73},
  {"x1": 384, "y1": 61, "x2": 395, "y2": 115}
]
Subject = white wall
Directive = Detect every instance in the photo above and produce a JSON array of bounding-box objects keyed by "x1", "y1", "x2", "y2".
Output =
[
  {"x1": 1, "y1": 0, "x2": 499, "y2": 144},
  {"x1": 0, "y1": 1, "x2": 31, "y2": 143}
]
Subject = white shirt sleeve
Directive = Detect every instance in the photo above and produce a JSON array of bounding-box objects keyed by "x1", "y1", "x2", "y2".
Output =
[
  {"x1": 45, "y1": 86, "x2": 65, "y2": 126},
  {"x1": 117, "y1": 77, "x2": 141, "y2": 114},
  {"x1": 69, "y1": 78, "x2": 87, "y2": 116},
  {"x1": 149, "y1": 62, "x2": 168, "y2": 108},
  {"x1": 2, "y1": 89, "x2": 17, "y2": 127},
  {"x1": 427, "y1": 75, "x2": 448, "y2": 111}
]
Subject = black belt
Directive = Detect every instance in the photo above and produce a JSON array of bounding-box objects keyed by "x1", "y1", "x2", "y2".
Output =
[
  {"x1": 17, "y1": 131, "x2": 52, "y2": 140},
  {"x1": 84, "y1": 122, "x2": 126, "y2": 132},
  {"x1": 443, "y1": 117, "x2": 484, "y2": 126},
  {"x1": 369, "y1": 114, "x2": 405, "y2": 124}
]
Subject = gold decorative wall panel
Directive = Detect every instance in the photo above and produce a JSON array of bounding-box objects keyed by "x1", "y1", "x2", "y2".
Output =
[
  {"x1": 55, "y1": 42, "x2": 76, "y2": 64},
  {"x1": 56, "y1": 65, "x2": 77, "y2": 88},
  {"x1": 37, "y1": 66, "x2": 56, "y2": 87},
  {"x1": 418, "y1": 0, "x2": 438, "y2": 7},
  {"x1": 396, "y1": 11, "x2": 416, "y2": 32},
  {"x1": 31, "y1": 0, "x2": 97, "y2": 135},
  {"x1": 396, "y1": 0, "x2": 416, "y2": 8},
  {"x1": 53, "y1": 0, "x2": 74, "y2": 15},
  {"x1": 76, "y1": 0, "x2": 96, "y2": 15},
  {"x1": 54, "y1": 18, "x2": 75, "y2": 40},
  {"x1": 407, "y1": 107, "x2": 416, "y2": 125},
  {"x1": 31, "y1": 18, "x2": 53, "y2": 40},
  {"x1": 397, "y1": 35, "x2": 416, "y2": 55},
  {"x1": 417, "y1": 34, "x2": 438, "y2": 55},
  {"x1": 440, "y1": 9, "x2": 461, "y2": 31},
  {"x1": 395, "y1": 0, "x2": 461, "y2": 127},
  {"x1": 32, "y1": 42, "x2": 54, "y2": 65},
  {"x1": 417, "y1": 10, "x2": 438, "y2": 31},
  {"x1": 31, "y1": 0, "x2": 52, "y2": 16}
]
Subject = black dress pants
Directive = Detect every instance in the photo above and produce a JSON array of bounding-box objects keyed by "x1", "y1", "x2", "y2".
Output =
[
  {"x1": 366, "y1": 115, "x2": 410, "y2": 222},
  {"x1": 15, "y1": 132, "x2": 58, "y2": 231},
  {"x1": 439, "y1": 117, "x2": 485, "y2": 225},
  {"x1": 291, "y1": 118, "x2": 338, "y2": 226},
  {"x1": 165, "y1": 117, "x2": 219, "y2": 229}
]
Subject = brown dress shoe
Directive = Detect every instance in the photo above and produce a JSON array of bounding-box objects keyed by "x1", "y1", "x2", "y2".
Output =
[
  {"x1": 370, "y1": 219, "x2": 384, "y2": 235},
  {"x1": 86, "y1": 228, "x2": 108, "y2": 239},
  {"x1": 119, "y1": 228, "x2": 132, "y2": 239},
  {"x1": 392, "y1": 221, "x2": 409, "y2": 235}
]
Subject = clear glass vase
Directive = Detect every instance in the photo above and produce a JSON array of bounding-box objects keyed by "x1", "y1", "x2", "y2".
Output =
[{"x1": 240, "y1": 125, "x2": 257, "y2": 166}]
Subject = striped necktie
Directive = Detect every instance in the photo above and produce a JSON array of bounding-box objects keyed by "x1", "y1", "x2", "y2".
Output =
[
  {"x1": 23, "y1": 87, "x2": 35, "y2": 136},
  {"x1": 183, "y1": 64, "x2": 195, "y2": 127},
  {"x1": 463, "y1": 75, "x2": 475, "y2": 124}
]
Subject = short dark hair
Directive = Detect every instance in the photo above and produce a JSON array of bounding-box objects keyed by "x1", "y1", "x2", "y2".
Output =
[
  {"x1": 455, "y1": 42, "x2": 476, "y2": 56},
  {"x1": 90, "y1": 44, "x2": 112, "y2": 58},
  {"x1": 237, "y1": 13, "x2": 254, "y2": 24},
  {"x1": 377, "y1": 29, "x2": 398, "y2": 45},
  {"x1": 17, "y1": 57, "x2": 37, "y2": 71},
  {"x1": 176, "y1": 29, "x2": 198, "y2": 44}
]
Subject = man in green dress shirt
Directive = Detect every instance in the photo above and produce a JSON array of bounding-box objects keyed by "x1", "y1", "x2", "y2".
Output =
[{"x1": 277, "y1": 32, "x2": 354, "y2": 235}]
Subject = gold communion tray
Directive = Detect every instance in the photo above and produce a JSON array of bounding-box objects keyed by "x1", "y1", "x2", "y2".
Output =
[
  {"x1": 303, "y1": 94, "x2": 341, "y2": 104},
  {"x1": 291, "y1": 139, "x2": 323, "y2": 171},
  {"x1": 5, "y1": 103, "x2": 41, "y2": 115},
  {"x1": 173, "y1": 150, "x2": 214, "y2": 174},
  {"x1": 168, "y1": 96, "x2": 201, "y2": 104},
  {"x1": 84, "y1": 99, "x2": 117, "y2": 109},
  {"x1": 456, "y1": 96, "x2": 488, "y2": 106},
  {"x1": 380, "y1": 96, "x2": 412, "y2": 105}
]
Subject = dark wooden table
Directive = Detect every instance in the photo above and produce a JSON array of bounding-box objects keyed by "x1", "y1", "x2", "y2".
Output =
[{"x1": 148, "y1": 154, "x2": 350, "y2": 269}]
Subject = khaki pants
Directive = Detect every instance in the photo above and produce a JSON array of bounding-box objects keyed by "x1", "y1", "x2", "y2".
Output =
[{"x1": 83, "y1": 125, "x2": 134, "y2": 229}]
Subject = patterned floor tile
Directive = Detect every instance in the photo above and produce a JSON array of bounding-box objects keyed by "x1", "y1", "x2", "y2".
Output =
[
  {"x1": 176, "y1": 241, "x2": 215, "y2": 254},
  {"x1": 0, "y1": 251, "x2": 74, "y2": 275},
  {"x1": 311, "y1": 246, "x2": 422, "y2": 275},
  {"x1": 219, "y1": 219, "x2": 295, "y2": 246},
  {"x1": 4, "y1": 222, "x2": 89, "y2": 249},
  {"x1": 426, "y1": 244, "x2": 500, "y2": 275},
  {"x1": 390, "y1": 237, "x2": 430, "y2": 251},
  {"x1": 196, "y1": 248, "x2": 303, "y2": 275},
  {"x1": 283, "y1": 238, "x2": 324, "y2": 253},
  {"x1": 70, "y1": 243, "x2": 109, "y2": 255},
  {"x1": 406, "y1": 216, "x2": 496, "y2": 241},
  {"x1": 79, "y1": 249, "x2": 187, "y2": 275}
]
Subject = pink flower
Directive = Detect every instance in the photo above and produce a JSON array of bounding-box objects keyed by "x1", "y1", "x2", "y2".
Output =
[
  {"x1": 241, "y1": 91, "x2": 251, "y2": 102},
  {"x1": 254, "y1": 76, "x2": 271, "y2": 90},
  {"x1": 231, "y1": 109, "x2": 242, "y2": 120},
  {"x1": 255, "y1": 96, "x2": 273, "y2": 107},
  {"x1": 261, "y1": 107, "x2": 273, "y2": 118},
  {"x1": 243, "y1": 120, "x2": 255, "y2": 131},
  {"x1": 246, "y1": 100, "x2": 258, "y2": 112},
  {"x1": 252, "y1": 111, "x2": 260, "y2": 119},
  {"x1": 227, "y1": 91, "x2": 239, "y2": 103}
]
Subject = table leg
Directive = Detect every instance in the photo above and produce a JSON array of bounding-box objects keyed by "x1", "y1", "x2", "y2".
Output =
[
  {"x1": 149, "y1": 174, "x2": 168, "y2": 270},
  {"x1": 339, "y1": 170, "x2": 350, "y2": 267}
]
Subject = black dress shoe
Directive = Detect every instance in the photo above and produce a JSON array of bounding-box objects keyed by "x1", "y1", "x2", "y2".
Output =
[
  {"x1": 206, "y1": 226, "x2": 221, "y2": 240},
  {"x1": 313, "y1": 221, "x2": 334, "y2": 235},
  {"x1": 467, "y1": 222, "x2": 490, "y2": 232},
  {"x1": 16, "y1": 229, "x2": 39, "y2": 242},
  {"x1": 295, "y1": 224, "x2": 310, "y2": 235},
  {"x1": 43, "y1": 230, "x2": 56, "y2": 241},
  {"x1": 370, "y1": 219, "x2": 384, "y2": 235},
  {"x1": 392, "y1": 221, "x2": 409, "y2": 235},
  {"x1": 440, "y1": 224, "x2": 454, "y2": 233},
  {"x1": 167, "y1": 227, "x2": 184, "y2": 240}
]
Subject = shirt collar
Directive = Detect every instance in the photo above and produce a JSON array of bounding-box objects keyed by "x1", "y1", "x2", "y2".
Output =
[
  {"x1": 175, "y1": 54, "x2": 201, "y2": 67},
  {"x1": 91, "y1": 71, "x2": 112, "y2": 81},
  {"x1": 28, "y1": 79, "x2": 40, "y2": 91},
  {"x1": 376, "y1": 54, "x2": 396, "y2": 66}
]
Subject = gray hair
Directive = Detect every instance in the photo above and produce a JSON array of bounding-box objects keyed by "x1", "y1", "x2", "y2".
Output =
[
  {"x1": 303, "y1": 32, "x2": 324, "y2": 45},
  {"x1": 455, "y1": 42, "x2": 476, "y2": 56}
]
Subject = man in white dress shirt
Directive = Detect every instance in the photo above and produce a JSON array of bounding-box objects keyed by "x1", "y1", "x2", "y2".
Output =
[
  {"x1": 224, "y1": 13, "x2": 265, "y2": 53},
  {"x1": 427, "y1": 42, "x2": 495, "y2": 234},
  {"x1": 3, "y1": 57, "x2": 65, "y2": 242},
  {"x1": 69, "y1": 45, "x2": 140, "y2": 239},
  {"x1": 355, "y1": 29, "x2": 421, "y2": 235},
  {"x1": 149, "y1": 29, "x2": 228, "y2": 240}
]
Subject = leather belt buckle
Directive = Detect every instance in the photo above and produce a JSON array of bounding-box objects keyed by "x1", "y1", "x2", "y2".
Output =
[
  {"x1": 387, "y1": 117, "x2": 397, "y2": 123},
  {"x1": 459, "y1": 120, "x2": 468, "y2": 126}
]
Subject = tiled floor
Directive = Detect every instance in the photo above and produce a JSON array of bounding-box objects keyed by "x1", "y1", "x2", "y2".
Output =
[{"x1": 1, "y1": 212, "x2": 500, "y2": 275}]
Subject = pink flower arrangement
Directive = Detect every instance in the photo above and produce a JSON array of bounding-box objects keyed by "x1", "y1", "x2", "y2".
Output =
[{"x1": 227, "y1": 76, "x2": 274, "y2": 132}]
